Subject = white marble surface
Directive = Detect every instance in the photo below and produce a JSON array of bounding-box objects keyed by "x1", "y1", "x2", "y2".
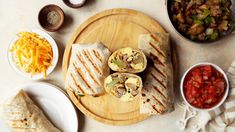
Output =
[{"x1": 0, "y1": 0, "x2": 235, "y2": 132}]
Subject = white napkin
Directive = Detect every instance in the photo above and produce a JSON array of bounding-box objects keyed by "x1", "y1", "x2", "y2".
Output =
[{"x1": 178, "y1": 61, "x2": 235, "y2": 132}]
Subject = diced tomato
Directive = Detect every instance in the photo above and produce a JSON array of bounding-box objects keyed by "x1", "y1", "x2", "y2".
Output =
[
  {"x1": 192, "y1": 80, "x2": 200, "y2": 88},
  {"x1": 186, "y1": 94, "x2": 195, "y2": 103},
  {"x1": 205, "y1": 86, "x2": 216, "y2": 95},
  {"x1": 211, "y1": 77, "x2": 215, "y2": 81},
  {"x1": 213, "y1": 79, "x2": 225, "y2": 95},
  {"x1": 183, "y1": 65, "x2": 226, "y2": 109},
  {"x1": 202, "y1": 65, "x2": 212, "y2": 73},
  {"x1": 202, "y1": 65, "x2": 212, "y2": 80},
  {"x1": 191, "y1": 86, "x2": 200, "y2": 97},
  {"x1": 207, "y1": 95, "x2": 217, "y2": 103},
  {"x1": 191, "y1": 68, "x2": 202, "y2": 83}
]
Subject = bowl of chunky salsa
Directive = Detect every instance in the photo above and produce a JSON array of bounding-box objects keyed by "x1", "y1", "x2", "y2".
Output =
[{"x1": 181, "y1": 63, "x2": 229, "y2": 111}]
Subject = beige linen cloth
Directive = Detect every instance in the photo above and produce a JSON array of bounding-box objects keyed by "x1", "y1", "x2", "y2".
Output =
[{"x1": 178, "y1": 61, "x2": 235, "y2": 132}]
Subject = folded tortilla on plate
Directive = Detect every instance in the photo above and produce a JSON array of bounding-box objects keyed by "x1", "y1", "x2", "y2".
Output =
[
  {"x1": 139, "y1": 32, "x2": 174, "y2": 115},
  {"x1": 2, "y1": 90, "x2": 61, "y2": 132},
  {"x1": 65, "y1": 42, "x2": 111, "y2": 97}
]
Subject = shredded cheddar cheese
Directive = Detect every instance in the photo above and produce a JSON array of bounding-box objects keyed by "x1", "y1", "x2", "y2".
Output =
[{"x1": 9, "y1": 32, "x2": 53, "y2": 77}]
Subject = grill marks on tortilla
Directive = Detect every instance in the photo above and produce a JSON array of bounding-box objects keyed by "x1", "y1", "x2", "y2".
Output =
[
  {"x1": 152, "y1": 105, "x2": 161, "y2": 113},
  {"x1": 148, "y1": 41, "x2": 165, "y2": 58},
  {"x1": 82, "y1": 50, "x2": 102, "y2": 75},
  {"x1": 153, "y1": 64, "x2": 166, "y2": 78},
  {"x1": 74, "y1": 53, "x2": 95, "y2": 93},
  {"x1": 152, "y1": 95, "x2": 166, "y2": 109},
  {"x1": 70, "y1": 73, "x2": 85, "y2": 94},
  {"x1": 65, "y1": 43, "x2": 111, "y2": 96},
  {"x1": 73, "y1": 62, "x2": 100, "y2": 93},
  {"x1": 74, "y1": 64, "x2": 99, "y2": 88},
  {"x1": 74, "y1": 54, "x2": 102, "y2": 87},
  {"x1": 139, "y1": 33, "x2": 173, "y2": 115},
  {"x1": 92, "y1": 50, "x2": 103, "y2": 63},
  {"x1": 150, "y1": 52, "x2": 165, "y2": 67},
  {"x1": 149, "y1": 34, "x2": 166, "y2": 57},
  {"x1": 83, "y1": 50, "x2": 103, "y2": 84},
  {"x1": 152, "y1": 85, "x2": 167, "y2": 99},
  {"x1": 150, "y1": 73, "x2": 167, "y2": 89},
  {"x1": 150, "y1": 34, "x2": 160, "y2": 43}
]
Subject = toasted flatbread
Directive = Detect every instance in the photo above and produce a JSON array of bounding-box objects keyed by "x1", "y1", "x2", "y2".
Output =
[
  {"x1": 65, "y1": 42, "x2": 111, "y2": 97},
  {"x1": 139, "y1": 32, "x2": 174, "y2": 115},
  {"x1": 2, "y1": 90, "x2": 61, "y2": 132}
]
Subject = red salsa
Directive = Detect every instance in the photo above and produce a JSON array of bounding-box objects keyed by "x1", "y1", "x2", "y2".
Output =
[{"x1": 183, "y1": 65, "x2": 226, "y2": 109}]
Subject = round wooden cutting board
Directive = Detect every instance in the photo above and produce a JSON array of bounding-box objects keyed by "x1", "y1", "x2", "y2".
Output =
[{"x1": 62, "y1": 8, "x2": 167, "y2": 125}]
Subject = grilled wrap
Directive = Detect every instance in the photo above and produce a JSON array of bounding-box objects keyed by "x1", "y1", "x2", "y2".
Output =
[
  {"x1": 104, "y1": 73, "x2": 142, "y2": 102},
  {"x1": 108, "y1": 47, "x2": 147, "y2": 73},
  {"x1": 65, "y1": 42, "x2": 111, "y2": 97},
  {"x1": 139, "y1": 32, "x2": 174, "y2": 115},
  {"x1": 2, "y1": 90, "x2": 61, "y2": 132}
]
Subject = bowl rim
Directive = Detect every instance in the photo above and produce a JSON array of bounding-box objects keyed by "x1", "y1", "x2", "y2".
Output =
[
  {"x1": 62, "y1": 0, "x2": 86, "y2": 8},
  {"x1": 7, "y1": 29, "x2": 59, "y2": 80},
  {"x1": 180, "y1": 62, "x2": 229, "y2": 111},
  {"x1": 38, "y1": 4, "x2": 65, "y2": 32}
]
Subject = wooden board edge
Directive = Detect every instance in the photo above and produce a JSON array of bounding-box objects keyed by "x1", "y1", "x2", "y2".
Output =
[
  {"x1": 62, "y1": 8, "x2": 174, "y2": 125},
  {"x1": 67, "y1": 89, "x2": 149, "y2": 125}
]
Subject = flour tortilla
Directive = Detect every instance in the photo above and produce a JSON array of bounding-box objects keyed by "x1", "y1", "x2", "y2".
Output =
[
  {"x1": 139, "y1": 32, "x2": 174, "y2": 115},
  {"x1": 2, "y1": 90, "x2": 61, "y2": 132},
  {"x1": 65, "y1": 42, "x2": 111, "y2": 97}
]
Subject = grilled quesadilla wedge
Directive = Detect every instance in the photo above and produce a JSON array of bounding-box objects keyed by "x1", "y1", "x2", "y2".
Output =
[
  {"x1": 104, "y1": 73, "x2": 142, "y2": 102},
  {"x1": 139, "y1": 32, "x2": 174, "y2": 115},
  {"x1": 65, "y1": 42, "x2": 111, "y2": 97},
  {"x1": 108, "y1": 47, "x2": 147, "y2": 73},
  {"x1": 2, "y1": 90, "x2": 61, "y2": 132}
]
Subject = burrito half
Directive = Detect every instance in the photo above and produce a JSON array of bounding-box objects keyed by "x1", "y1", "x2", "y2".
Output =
[{"x1": 2, "y1": 90, "x2": 61, "y2": 132}]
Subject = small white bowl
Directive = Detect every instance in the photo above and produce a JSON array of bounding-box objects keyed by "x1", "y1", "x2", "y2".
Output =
[
  {"x1": 180, "y1": 62, "x2": 229, "y2": 111},
  {"x1": 8, "y1": 29, "x2": 59, "y2": 80}
]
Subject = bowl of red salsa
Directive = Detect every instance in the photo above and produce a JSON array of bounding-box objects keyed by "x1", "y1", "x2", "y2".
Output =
[{"x1": 181, "y1": 63, "x2": 229, "y2": 111}]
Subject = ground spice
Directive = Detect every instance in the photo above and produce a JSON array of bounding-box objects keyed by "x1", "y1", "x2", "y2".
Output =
[{"x1": 47, "y1": 11, "x2": 60, "y2": 25}]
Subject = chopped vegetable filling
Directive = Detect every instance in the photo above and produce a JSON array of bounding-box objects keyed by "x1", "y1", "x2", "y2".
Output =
[{"x1": 171, "y1": 0, "x2": 232, "y2": 42}]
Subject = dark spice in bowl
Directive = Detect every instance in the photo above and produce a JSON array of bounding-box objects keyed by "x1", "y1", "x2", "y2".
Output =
[
  {"x1": 38, "y1": 4, "x2": 64, "y2": 32},
  {"x1": 47, "y1": 11, "x2": 61, "y2": 26}
]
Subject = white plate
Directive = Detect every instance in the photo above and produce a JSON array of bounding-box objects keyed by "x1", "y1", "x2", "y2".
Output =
[
  {"x1": 0, "y1": 82, "x2": 78, "y2": 132},
  {"x1": 8, "y1": 29, "x2": 59, "y2": 80}
]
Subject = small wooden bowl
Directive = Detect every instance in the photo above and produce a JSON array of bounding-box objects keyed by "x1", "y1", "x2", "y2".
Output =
[
  {"x1": 62, "y1": 0, "x2": 86, "y2": 8},
  {"x1": 38, "y1": 4, "x2": 64, "y2": 32}
]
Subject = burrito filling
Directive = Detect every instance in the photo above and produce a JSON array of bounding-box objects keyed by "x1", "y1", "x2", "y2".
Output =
[
  {"x1": 104, "y1": 73, "x2": 142, "y2": 101},
  {"x1": 109, "y1": 47, "x2": 146, "y2": 73}
]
